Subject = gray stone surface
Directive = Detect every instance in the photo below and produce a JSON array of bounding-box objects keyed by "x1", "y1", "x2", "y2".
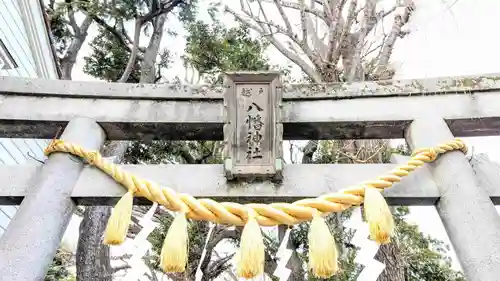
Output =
[
  {"x1": 2, "y1": 75, "x2": 500, "y2": 140},
  {"x1": 0, "y1": 75, "x2": 226, "y2": 100},
  {"x1": 0, "y1": 165, "x2": 40, "y2": 205},
  {"x1": 469, "y1": 153, "x2": 500, "y2": 204},
  {"x1": 223, "y1": 73, "x2": 283, "y2": 180},
  {"x1": 49, "y1": 163, "x2": 437, "y2": 205},
  {"x1": 0, "y1": 118, "x2": 106, "y2": 281},
  {"x1": 3, "y1": 72, "x2": 500, "y2": 100},
  {"x1": 2, "y1": 72, "x2": 500, "y2": 281},
  {"x1": 282, "y1": 73, "x2": 500, "y2": 99},
  {"x1": 0, "y1": 95, "x2": 224, "y2": 140},
  {"x1": 405, "y1": 117, "x2": 500, "y2": 281},
  {"x1": 282, "y1": 91, "x2": 500, "y2": 139},
  {"x1": 2, "y1": 159, "x2": 500, "y2": 206}
]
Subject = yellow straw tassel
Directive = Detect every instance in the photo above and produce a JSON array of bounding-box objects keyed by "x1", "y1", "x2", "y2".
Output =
[
  {"x1": 308, "y1": 215, "x2": 339, "y2": 279},
  {"x1": 104, "y1": 191, "x2": 134, "y2": 245},
  {"x1": 236, "y1": 213, "x2": 265, "y2": 279},
  {"x1": 364, "y1": 187, "x2": 395, "y2": 244},
  {"x1": 160, "y1": 212, "x2": 189, "y2": 273}
]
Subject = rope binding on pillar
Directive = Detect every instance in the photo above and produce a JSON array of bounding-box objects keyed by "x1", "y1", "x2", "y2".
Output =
[{"x1": 44, "y1": 138, "x2": 467, "y2": 279}]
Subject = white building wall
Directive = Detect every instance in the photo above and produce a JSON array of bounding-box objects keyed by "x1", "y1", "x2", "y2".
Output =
[
  {"x1": 0, "y1": 0, "x2": 39, "y2": 78},
  {"x1": 0, "y1": 0, "x2": 57, "y2": 237}
]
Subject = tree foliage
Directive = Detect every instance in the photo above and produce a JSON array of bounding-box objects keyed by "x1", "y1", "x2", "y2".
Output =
[
  {"x1": 285, "y1": 142, "x2": 465, "y2": 280},
  {"x1": 45, "y1": 249, "x2": 75, "y2": 281},
  {"x1": 224, "y1": 1, "x2": 462, "y2": 280},
  {"x1": 83, "y1": 27, "x2": 142, "y2": 82},
  {"x1": 394, "y1": 207, "x2": 465, "y2": 281},
  {"x1": 183, "y1": 20, "x2": 270, "y2": 83},
  {"x1": 46, "y1": 0, "x2": 193, "y2": 80},
  {"x1": 122, "y1": 16, "x2": 276, "y2": 281},
  {"x1": 45, "y1": 0, "x2": 195, "y2": 280},
  {"x1": 45, "y1": 3, "x2": 73, "y2": 55},
  {"x1": 45, "y1": 0, "x2": 466, "y2": 279},
  {"x1": 288, "y1": 206, "x2": 466, "y2": 281}
]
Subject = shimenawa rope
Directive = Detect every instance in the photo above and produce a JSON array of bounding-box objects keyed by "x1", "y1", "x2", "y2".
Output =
[{"x1": 44, "y1": 138, "x2": 467, "y2": 279}]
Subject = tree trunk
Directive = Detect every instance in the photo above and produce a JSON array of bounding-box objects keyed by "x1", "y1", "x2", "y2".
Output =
[
  {"x1": 75, "y1": 9, "x2": 168, "y2": 279},
  {"x1": 374, "y1": 243, "x2": 405, "y2": 281},
  {"x1": 338, "y1": 107, "x2": 404, "y2": 280},
  {"x1": 59, "y1": 16, "x2": 92, "y2": 80},
  {"x1": 303, "y1": 59, "x2": 404, "y2": 280},
  {"x1": 76, "y1": 141, "x2": 130, "y2": 281},
  {"x1": 76, "y1": 206, "x2": 113, "y2": 281},
  {"x1": 340, "y1": 57, "x2": 404, "y2": 281},
  {"x1": 140, "y1": 14, "x2": 167, "y2": 83}
]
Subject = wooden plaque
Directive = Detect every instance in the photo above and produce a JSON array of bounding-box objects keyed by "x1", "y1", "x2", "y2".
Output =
[{"x1": 223, "y1": 72, "x2": 283, "y2": 181}]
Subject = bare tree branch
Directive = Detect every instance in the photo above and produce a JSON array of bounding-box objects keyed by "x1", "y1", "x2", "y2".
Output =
[
  {"x1": 66, "y1": 1, "x2": 81, "y2": 35},
  {"x1": 111, "y1": 254, "x2": 133, "y2": 260},
  {"x1": 361, "y1": 32, "x2": 385, "y2": 60},
  {"x1": 365, "y1": 3, "x2": 402, "y2": 37},
  {"x1": 119, "y1": 18, "x2": 143, "y2": 82},
  {"x1": 328, "y1": 0, "x2": 339, "y2": 13},
  {"x1": 324, "y1": 0, "x2": 346, "y2": 63},
  {"x1": 380, "y1": 5, "x2": 398, "y2": 19},
  {"x1": 363, "y1": 0, "x2": 378, "y2": 36},
  {"x1": 305, "y1": 16, "x2": 327, "y2": 60},
  {"x1": 208, "y1": 254, "x2": 235, "y2": 277},
  {"x1": 59, "y1": 15, "x2": 92, "y2": 80},
  {"x1": 347, "y1": 0, "x2": 375, "y2": 81},
  {"x1": 376, "y1": 2, "x2": 415, "y2": 73},
  {"x1": 141, "y1": 13, "x2": 168, "y2": 83},
  {"x1": 199, "y1": 226, "x2": 239, "y2": 275},
  {"x1": 259, "y1": 0, "x2": 327, "y2": 21},
  {"x1": 273, "y1": 0, "x2": 294, "y2": 33},
  {"x1": 244, "y1": 0, "x2": 322, "y2": 76},
  {"x1": 302, "y1": 140, "x2": 319, "y2": 163},
  {"x1": 213, "y1": 251, "x2": 239, "y2": 281},
  {"x1": 118, "y1": 20, "x2": 135, "y2": 46},
  {"x1": 299, "y1": 0, "x2": 309, "y2": 51},
  {"x1": 320, "y1": 0, "x2": 334, "y2": 21},
  {"x1": 85, "y1": 15, "x2": 146, "y2": 62},
  {"x1": 254, "y1": 0, "x2": 275, "y2": 36},
  {"x1": 226, "y1": 6, "x2": 323, "y2": 82},
  {"x1": 146, "y1": 260, "x2": 160, "y2": 281},
  {"x1": 112, "y1": 264, "x2": 131, "y2": 273},
  {"x1": 90, "y1": 15, "x2": 133, "y2": 52},
  {"x1": 118, "y1": 0, "x2": 186, "y2": 82},
  {"x1": 48, "y1": 0, "x2": 56, "y2": 10},
  {"x1": 328, "y1": 0, "x2": 356, "y2": 65},
  {"x1": 252, "y1": 15, "x2": 318, "y2": 66},
  {"x1": 143, "y1": 0, "x2": 183, "y2": 23}
]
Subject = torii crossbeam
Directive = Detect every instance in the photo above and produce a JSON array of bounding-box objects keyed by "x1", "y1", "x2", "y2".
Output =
[{"x1": 0, "y1": 72, "x2": 499, "y2": 281}]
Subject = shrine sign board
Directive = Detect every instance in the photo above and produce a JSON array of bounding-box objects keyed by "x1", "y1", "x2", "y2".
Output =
[{"x1": 223, "y1": 72, "x2": 283, "y2": 181}]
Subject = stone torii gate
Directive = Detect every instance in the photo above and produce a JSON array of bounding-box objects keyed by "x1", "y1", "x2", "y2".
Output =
[{"x1": 0, "y1": 72, "x2": 500, "y2": 281}]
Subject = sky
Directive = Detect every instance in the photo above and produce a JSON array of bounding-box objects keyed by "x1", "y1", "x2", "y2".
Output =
[{"x1": 63, "y1": 0, "x2": 500, "y2": 279}]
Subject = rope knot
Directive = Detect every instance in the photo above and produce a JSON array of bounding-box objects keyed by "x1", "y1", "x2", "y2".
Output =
[
  {"x1": 85, "y1": 151, "x2": 100, "y2": 166},
  {"x1": 425, "y1": 147, "x2": 438, "y2": 162},
  {"x1": 36, "y1": 137, "x2": 470, "y2": 278},
  {"x1": 454, "y1": 138, "x2": 468, "y2": 154},
  {"x1": 246, "y1": 208, "x2": 258, "y2": 221},
  {"x1": 413, "y1": 147, "x2": 437, "y2": 162},
  {"x1": 44, "y1": 139, "x2": 65, "y2": 156}
]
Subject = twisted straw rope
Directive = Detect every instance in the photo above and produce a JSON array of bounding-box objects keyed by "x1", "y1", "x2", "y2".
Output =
[{"x1": 44, "y1": 139, "x2": 467, "y2": 227}]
